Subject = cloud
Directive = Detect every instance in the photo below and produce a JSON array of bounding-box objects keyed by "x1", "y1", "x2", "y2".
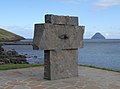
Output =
[
  {"x1": 95, "y1": 0, "x2": 120, "y2": 8},
  {"x1": 58, "y1": 0, "x2": 120, "y2": 9}
]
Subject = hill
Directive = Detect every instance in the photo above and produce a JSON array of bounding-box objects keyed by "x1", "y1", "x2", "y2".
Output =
[
  {"x1": 0, "y1": 28, "x2": 25, "y2": 42},
  {"x1": 91, "y1": 32, "x2": 105, "y2": 39}
]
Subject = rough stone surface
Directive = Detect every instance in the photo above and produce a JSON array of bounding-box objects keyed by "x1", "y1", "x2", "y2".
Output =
[
  {"x1": 33, "y1": 14, "x2": 85, "y2": 80},
  {"x1": 33, "y1": 23, "x2": 84, "y2": 50},
  {"x1": 44, "y1": 49, "x2": 78, "y2": 80},
  {"x1": 45, "y1": 14, "x2": 78, "y2": 25}
]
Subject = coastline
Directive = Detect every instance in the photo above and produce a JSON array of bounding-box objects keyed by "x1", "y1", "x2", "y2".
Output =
[
  {"x1": 0, "y1": 41, "x2": 32, "y2": 45},
  {"x1": 0, "y1": 39, "x2": 120, "y2": 71},
  {"x1": 79, "y1": 64, "x2": 120, "y2": 73},
  {"x1": 0, "y1": 64, "x2": 120, "y2": 73}
]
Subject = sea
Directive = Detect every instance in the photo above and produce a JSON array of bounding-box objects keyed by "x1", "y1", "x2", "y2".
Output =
[{"x1": 2, "y1": 39, "x2": 120, "y2": 70}]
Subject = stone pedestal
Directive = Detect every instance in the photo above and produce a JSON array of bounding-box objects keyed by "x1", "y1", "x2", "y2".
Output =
[
  {"x1": 33, "y1": 14, "x2": 84, "y2": 80},
  {"x1": 44, "y1": 49, "x2": 78, "y2": 80}
]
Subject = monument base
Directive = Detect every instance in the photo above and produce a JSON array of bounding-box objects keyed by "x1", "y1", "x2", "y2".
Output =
[{"x1": 44, "y1": 49, "x2": 78, "y2": 80}]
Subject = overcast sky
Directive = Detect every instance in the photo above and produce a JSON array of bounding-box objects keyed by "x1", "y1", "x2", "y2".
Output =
[{"x1": 0, "y1": 0, "x2": 120, "y2": 39}]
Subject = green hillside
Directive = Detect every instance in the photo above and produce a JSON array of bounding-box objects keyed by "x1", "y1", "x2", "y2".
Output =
[{"x1": 0, "y1": 28, "x2": 25, "y2": 42}]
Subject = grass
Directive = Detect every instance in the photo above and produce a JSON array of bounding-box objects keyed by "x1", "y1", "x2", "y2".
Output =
[
  {"x1": 0, "y1": 63, "x2": 119, "y2": 73},
  {"x1": 79, "y1": 64, "x2": 120, "y2": 73},
  {"x1": 0, "y1": 28, "x2": 24, "y2": 41},
  {"x1": 0, "y1": 64, "x2": 44, "y2": 71}
]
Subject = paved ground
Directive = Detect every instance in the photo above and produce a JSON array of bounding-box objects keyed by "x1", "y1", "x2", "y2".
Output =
[{"x1": 0, "y1": 66, "x2": 120, "y2": 89}]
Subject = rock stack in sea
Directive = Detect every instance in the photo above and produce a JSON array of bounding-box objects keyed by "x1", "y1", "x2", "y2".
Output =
[
  {"x1": 91, "y1": 32, "x2": 105, "y2": 39},
  {"x1": 0, "y1": 44, "x2": 28, "y2": 64}
]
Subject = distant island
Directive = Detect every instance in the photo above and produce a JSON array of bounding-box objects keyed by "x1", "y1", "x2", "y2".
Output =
[
  {"x1": 0, "y1": 28, "x2": 25, "y2": 42},
  {"x1": 91, "y1": 32, "x2": 105, "y2": 39}
]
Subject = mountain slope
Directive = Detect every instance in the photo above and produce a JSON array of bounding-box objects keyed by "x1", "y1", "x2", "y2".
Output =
[{"x1": 0, "y1": 28, "x2": 25, "y2": 42}]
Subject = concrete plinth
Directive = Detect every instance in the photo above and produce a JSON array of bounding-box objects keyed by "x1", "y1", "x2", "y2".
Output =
[{"x1": 44, "y1": 49, "x2": 78, "y2": 80}]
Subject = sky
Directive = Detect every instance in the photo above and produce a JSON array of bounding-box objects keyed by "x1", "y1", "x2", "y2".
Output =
[{"x1": 0, "y1": 0, "x2": 120, "y2": 39}]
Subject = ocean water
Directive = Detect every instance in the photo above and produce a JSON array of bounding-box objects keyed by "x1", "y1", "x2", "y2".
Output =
[
  {"x1": 78, "y1": 39, "x2": 120, "y2": 70},
  {"x1": 2, "y1": 39, "x2": 120, "y2": 70}
]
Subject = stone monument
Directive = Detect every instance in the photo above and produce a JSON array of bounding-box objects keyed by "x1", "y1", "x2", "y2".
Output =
[{"x1": 33, "y1": 14, "x2": 84, "y2": 80}]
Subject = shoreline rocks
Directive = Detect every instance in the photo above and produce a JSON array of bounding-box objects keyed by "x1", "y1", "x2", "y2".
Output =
[{"x1": 0, "y1": 44, "x2": 28, "y2": 64}]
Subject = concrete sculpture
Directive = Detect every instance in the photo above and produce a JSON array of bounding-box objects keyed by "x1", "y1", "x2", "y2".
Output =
[{"x1": 33, "y1": 14, "x2": 84, "y2": 80}]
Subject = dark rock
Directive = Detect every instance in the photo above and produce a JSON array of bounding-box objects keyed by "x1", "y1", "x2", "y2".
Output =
[
  {"x1": 7, "y1": 49, "x2": 18, "y2": 56},
  {"x1": 0, "y1": 44, "x2": 28, "y2": 64}
]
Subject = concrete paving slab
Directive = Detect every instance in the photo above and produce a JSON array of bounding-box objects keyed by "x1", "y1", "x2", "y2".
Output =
[{"x1": 0, "y1": 66, "x2": 120, "y2": 89}]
